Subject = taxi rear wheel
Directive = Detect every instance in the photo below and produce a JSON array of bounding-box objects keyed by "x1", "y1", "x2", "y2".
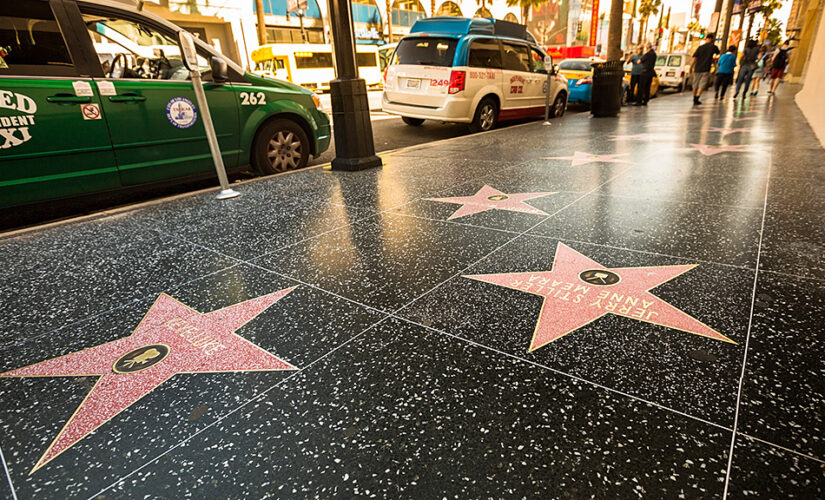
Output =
[
  {"x1": 402, "y1": 117, "x2": 425, "y2": 126},
  {"x1": 469, "y1": 98, "x2": 497, "y2": 133},
  {"x1": 252, "y1": 119, "x2": 310, "y2": 175},
  {"x1": 550, "y1": 93, "x2": 567, "y2": 118}
]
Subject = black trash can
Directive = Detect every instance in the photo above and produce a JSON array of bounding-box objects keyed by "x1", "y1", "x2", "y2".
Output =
[{"x1": 590, "y1": 60, "x2": 624, "y2": 117}]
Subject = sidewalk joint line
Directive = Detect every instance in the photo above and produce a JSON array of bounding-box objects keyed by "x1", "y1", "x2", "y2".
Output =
[
  {"x1": 392, "y1": 314, "x2": 734, "y2": 433},
  {"x1": 721, "y1": 143, "x2": 772, "y2": 499},
  {"x1": 0, "y1": 446, "x2": 17, "y2": 500}
]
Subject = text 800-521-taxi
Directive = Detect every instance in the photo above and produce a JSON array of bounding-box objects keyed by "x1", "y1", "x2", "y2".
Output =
[
  {"x1": 382, "y1": 17, "x2": 568, "y2": 132},
  {"x1": 0, "y1": 0, "x2": 330, "y2": 210}
]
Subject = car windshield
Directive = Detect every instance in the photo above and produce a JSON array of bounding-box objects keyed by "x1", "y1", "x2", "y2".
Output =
[
  {"x1": 558, "y1": 60, "x2": 591, "y2": 71},
  {"x1": 391, "y1": 37, "x2": 457, "y2": 67},
  {"x1": 668, "y1": 55, "x2": 683, "y2": 66}
]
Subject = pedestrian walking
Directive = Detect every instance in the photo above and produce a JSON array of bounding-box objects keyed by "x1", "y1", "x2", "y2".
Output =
[
  {"x1": 734, "y1": 39, "x2": 759, "y2": 98},
  {"x1": 691, "y1": 35, "x2": 720, "y2": 105},
  {"x1": 714, "y1": 46, "x2": 737, "y2": 99},
  {"x1": 769, "y1": 40, "x2": 792, "y2": 94},
  {"x1": 637, "y1": 43, "x2": 656, "y2": 106},
  {"x1": 751, "y1": 46, "x2": 769, "y2": 95},
  {"x1": 625, "y1": 46, "x2": 643, "y2": 103}
]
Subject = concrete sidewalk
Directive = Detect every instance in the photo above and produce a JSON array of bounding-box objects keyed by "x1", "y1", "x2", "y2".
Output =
[{"x1": 1, "y1": 89, "x2": 824, "y2": 499}]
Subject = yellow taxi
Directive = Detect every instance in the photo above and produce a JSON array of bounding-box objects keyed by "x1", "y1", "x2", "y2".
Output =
[{"x1": 623, "y1": 65, "x2": 660, "y2": 102}]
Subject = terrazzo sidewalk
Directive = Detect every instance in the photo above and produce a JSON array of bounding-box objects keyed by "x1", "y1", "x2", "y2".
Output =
[{"x1": 1, "y1": 88, "x2": 824, "y2": 499}]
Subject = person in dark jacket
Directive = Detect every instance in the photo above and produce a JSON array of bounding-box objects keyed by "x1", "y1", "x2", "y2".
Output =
[
  {"x1": 636, "y1": 43, "x2": 656, "y2": 106},
  {"x1": 734, "y1": 39, "x2": 759, "y2": 98}
]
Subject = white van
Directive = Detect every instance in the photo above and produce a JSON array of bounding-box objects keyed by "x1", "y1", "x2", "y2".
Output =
[
  {"x1": 381, "y1": 17, "x2": 569, "y2": 132},
  {"x1": 654, "y1": 53, "x2": 690, "y2": 91}
]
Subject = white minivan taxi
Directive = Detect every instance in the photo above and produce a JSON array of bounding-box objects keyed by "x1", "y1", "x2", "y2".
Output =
[{"x1": 381, "y1": 17, "x2": 568, "y2": 132}]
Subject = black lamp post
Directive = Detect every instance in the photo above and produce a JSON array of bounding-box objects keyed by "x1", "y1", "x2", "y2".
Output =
[{"x1": 326, "y1": 0, "x2": 383, "y2": 171}]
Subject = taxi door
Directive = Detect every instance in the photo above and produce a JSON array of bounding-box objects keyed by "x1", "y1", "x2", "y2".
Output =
[
  {"x1": 500, "y1": 41, "x2": 535, "y2": 117},
  {"x1": 0, "y1": 0, "x2": 119, "y2": 208},
  {"x1": 77, "y1": 6, "x2": 241, "y2": 185},
  {"x1": 527, "y1": 46, "x2": 554, "y2": 110}
]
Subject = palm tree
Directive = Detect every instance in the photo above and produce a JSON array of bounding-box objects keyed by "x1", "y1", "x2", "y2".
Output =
[
  {"x1": 638, "y1": 0, "x2": 662, "y2": 43},
  {"x1": 606, "y1": 0, "x2": 624, "y2": 60},
  {"x1": 505, "y1": 0, "x2": 548, "y2": 25}
]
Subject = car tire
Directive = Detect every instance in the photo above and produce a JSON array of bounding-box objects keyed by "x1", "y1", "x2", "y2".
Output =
[
  {"x1": 550, "y1": 93, "x2": 567, "y2": 118},
  {"x1": 468, "y1": 97, "x2": 498, "y2": 133},
  {"x1": 252, "y1": 118, "x2": 310, "y2": 175},
  {"x1": 402, "y1": 117, "x2": 425, "y2": 126}
]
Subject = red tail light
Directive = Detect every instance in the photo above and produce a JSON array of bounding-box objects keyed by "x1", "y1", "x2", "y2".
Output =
[
  {"x1": 448, "y1": 70, "x2": 466, "y2": 94},
  {"x1": 681, "y1": 71, "x2": 685, "y2": 77},
  {"x1": 383, "y1": 67, "x2": 388, "y2": 83}
]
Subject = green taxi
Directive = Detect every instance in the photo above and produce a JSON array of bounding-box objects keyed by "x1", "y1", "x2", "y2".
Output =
[{"x1": 0, "y1": 0, "x2": 331, "y2": 209}]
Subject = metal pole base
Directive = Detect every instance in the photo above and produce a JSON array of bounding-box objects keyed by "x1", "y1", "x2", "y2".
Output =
[
  {"x1": 329, "y1": 78, "x2": 382, "y2": 171},
  {"x1": 216, "y1": 188, "x2": 241, "y2": 200}
]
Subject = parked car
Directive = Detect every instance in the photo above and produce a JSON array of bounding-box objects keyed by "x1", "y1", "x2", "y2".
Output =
[
  {"x1": 381, "y1": 17, "x2": 569, "y2": 132},
  {"x1": 557, "y1": 58, "x2": 629, "y2": 106},
  {"x1": 654, "y1": 53, "x2": 690, "y2": 91},
  {"x1": 0, "y1": 0, "x2": 330, "y2": 210}
]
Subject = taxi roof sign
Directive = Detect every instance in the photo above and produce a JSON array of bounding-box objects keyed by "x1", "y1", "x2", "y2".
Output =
[
  {"x1": 409, "y1": 17, "x2": 531, "y2": 41},
  {"x1": 410, "y1": 17, "x2": 494, "y2": 36}
]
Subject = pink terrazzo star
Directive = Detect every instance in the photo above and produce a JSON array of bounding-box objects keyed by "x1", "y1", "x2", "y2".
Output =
[
  {"x1": 708, "y1": 127, "x2": 751, "y2": 136},
  {"x1": 2, "y1": 289, "x2": 298, "y2": 473},
  {"x1": 464, "y1": 243, "x2": 735, "y2": 352},
  {"x1": 426, "y1": 185, "x2": 557, "y2": 220},
  {"x1": 543, "y1": 151, "x2": 631, "y2": 166},
  {"x1": 686, "y1": 144, "x2": 750, "y2": 155}
]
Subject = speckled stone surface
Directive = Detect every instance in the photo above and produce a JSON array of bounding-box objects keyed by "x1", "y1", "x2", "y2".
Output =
[
  {"x1": 0, "y1": 89, "x2": 823, "y2": 498},
  {"x1": 92, "y1": 319, "x2": 733, "y2": 499}
]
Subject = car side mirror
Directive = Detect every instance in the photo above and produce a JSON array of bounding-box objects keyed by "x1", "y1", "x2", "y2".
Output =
[
  {"x1": 210, "y1": 57, "x2": 228, "y2": 83},
  {"x1": 553, "y1": 64, "x2": 560, "y2": 74}
]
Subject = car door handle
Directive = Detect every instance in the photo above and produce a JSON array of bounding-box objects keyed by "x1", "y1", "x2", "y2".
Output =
[
  {"x1": 46, "y1": 95, "x2": 92, "y2": 104},
  {"x1": 108, "y1": 94, "x2": 146, "y2": 103}
]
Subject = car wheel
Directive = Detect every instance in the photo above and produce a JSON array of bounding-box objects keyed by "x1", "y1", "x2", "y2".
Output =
[
  {"x1": 252, "y1": 118, "x2": 310, "y2": 175},
  {"x1": 469, "y1": 97, "x2": 498, "y2": 133},
  {"x1": 402, "y1": 116, "x2": 425, "y2": 126},
  {"x1": 550, "y1": 93, "x2": 566, "y2": 118}
]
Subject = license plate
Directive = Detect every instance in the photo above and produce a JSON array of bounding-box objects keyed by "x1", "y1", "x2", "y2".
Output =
[
  {"x1": 667, "y1": 71, "x2": 675, "y2": 76},
  {"x1": 406, "y1": 79, "x2": 420, "y2": 89}
]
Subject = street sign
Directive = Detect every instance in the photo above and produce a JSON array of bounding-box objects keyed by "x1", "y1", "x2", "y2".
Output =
[{"x1": 178, "y1": 30, "x2": 199, "y2": 71}]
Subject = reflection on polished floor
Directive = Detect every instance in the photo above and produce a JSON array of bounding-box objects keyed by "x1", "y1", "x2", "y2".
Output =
[{"x1": 1, "y1": 89, "x2": 824, "y2": 498}]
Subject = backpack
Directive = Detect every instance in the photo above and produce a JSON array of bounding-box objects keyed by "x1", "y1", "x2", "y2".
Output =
[{"x1": 773, "y1": 49, "x2": 788, "y2": 69}]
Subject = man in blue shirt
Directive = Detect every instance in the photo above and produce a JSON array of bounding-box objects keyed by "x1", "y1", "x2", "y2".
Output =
[{"x1": 714, "y1": 46, "x2": 737, "y2": 99}]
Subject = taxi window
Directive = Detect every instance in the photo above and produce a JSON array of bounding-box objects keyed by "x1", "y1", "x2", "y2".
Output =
[
  {"x1": 530, "y1": 47, "x2": 546, "y2": 73},
  {"x1": 467, "y1": 39, "x2": 501, "y2": 69},
  {"x1": 668, "y1": 55, "x2": 683, "y2": 66},
  {"x1": 502, "y1": 43, "x2": 530, "y2": 72},
  {"x1": 0, "y1": 3, "x2": 76, "y2": 76},
  {"x1": 558, "y1": 60, "x2": 591, "y2": 71},
  {"x1": 82, "y1": 14, "x2": 210, "y2": 81},
  {"x1": 392, "y1": 38, "x2": 457, "y2": 67}
]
